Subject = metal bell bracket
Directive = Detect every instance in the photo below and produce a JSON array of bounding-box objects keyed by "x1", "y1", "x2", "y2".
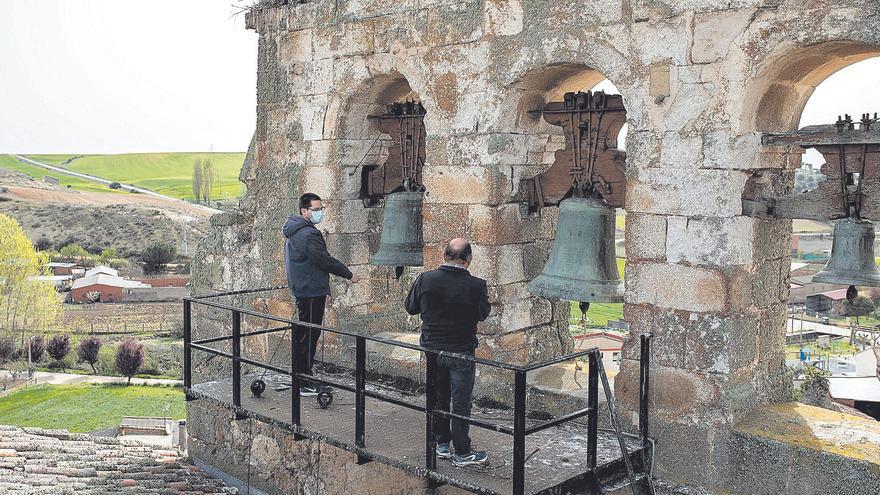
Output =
[
  {"x1": 362, "y1": 100, "x2": 428, "y2": 202},
  {"x1": 523, "y1": 90, "x2": 627, "y2": 209}
]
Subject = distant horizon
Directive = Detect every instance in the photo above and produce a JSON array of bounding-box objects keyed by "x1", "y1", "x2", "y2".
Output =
[{"x1": 9, "y1": 151, "x2": 247, "y2": 156}]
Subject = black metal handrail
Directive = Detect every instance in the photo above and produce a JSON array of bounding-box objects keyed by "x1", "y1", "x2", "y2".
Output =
[{"x1": 183, "y1": 287, "x2": 653, "y2": 495}]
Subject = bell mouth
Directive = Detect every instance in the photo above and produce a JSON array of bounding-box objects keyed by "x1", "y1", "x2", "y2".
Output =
[{"x1": 528, "y1": 274, "x2": 624, "y2": 303}]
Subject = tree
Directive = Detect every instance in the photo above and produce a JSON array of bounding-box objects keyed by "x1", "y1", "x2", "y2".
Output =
[
  {"x1": 77, "y1": 336, "x2": 102, "y2": 374},
  {"x1": 34, "y1": 236, "x2": 52, "y2": 251},
  {"x1": 29, "y1": 335, "x2": 45, "y2": 362},
  {"x1": 59, "y1": 243, "x2": 88, "y2": 263},
  {"x1": 141, "y1": 242, "x2": 177, "y2": 274},
  {"x1": 201, "y1": 159, "x2": 217, "y2": 204},
  {"x1": 0, "y1": 215, "x2": 62, "y2": 349},
  {"x1": 98, "y1": 248, "x2": 118, "y2": 266},
  {"x1": 192, "y1": 158, "x2": 203, "y2": 204},
  {"x1": 115, "y1": 338, "x2": 144, "y2": 384},
  {"x1": 843, "y1": 296, "x2": 874, "y2": 320},
  {"x1": 47, "y1": 334, "x2": 70, "y2": 370},
  {"x1": 0, "y1": 338, "x2": 14, "y2": 363}
]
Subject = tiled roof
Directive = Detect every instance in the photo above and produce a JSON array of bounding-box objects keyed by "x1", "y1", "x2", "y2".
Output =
[{"x1": 0, "y1": 425, "x2": 236, "y2": 494}]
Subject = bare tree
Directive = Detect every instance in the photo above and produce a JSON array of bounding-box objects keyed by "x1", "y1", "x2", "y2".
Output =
[{"x1": 192, "y1": 158, "x2": 203, "y2": 203}]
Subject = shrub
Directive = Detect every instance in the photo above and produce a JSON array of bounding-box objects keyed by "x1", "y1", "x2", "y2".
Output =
[
  {"x1": 77, "y1": 336, "x2": 102, "y2": 374},
  {"x1": 59, "y1": 244, "x2": 88, "y2": 262},
  {"x1": 115, "y1": 339, "x2": 144, "y2": 384},
  {"x1": 0, "y1": 338, "x2": 14, "y2": 363},
  {"x1": 30, "y1": 336, "x2": 46, "y2": 362},
  {"x1": 47, "y1": 334, "x2": 71, "y2": 370},
  {"x1": 141, "y1": 242, "x2": 176, "y2": 274},
  {"x1": 34, "y1": 236, "x2": 52, "y2": 251}
]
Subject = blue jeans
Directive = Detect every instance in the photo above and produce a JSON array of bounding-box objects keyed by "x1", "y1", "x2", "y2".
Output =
[{"x1": 434, "y1": 352, "x2": 476, "y2": 455}]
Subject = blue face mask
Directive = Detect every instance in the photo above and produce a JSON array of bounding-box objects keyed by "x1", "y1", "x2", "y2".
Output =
[{"x1": 310, "y1": 210, "x2": 324, "y2": 224}]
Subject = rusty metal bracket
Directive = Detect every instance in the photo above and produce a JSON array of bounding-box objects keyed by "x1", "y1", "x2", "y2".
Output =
[
  {"x1": 743, "y1": 114, "x2": 880, "y2": 221},
  {"x1": 361, "y1": 100, "x2": 427, "y2": 205},
  {"x1": 523, "y1": 91, "x2": 627, "y2": 209}
]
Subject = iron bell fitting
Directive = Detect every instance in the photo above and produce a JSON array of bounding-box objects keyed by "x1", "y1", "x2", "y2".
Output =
[
  {"x1": 528, "y1": 196, "x2": 623, "y2": 303},
  {"x1": 371, "y1": 190, "x2": 424, "y2": 267},
  {"x1": 812, "y1": 217, "x2": 880, "y2": 287}
]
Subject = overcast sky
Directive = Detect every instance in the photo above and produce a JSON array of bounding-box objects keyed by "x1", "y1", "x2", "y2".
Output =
[{"x1": 0, "y1": 2, "x2": 878, "y2": 155}]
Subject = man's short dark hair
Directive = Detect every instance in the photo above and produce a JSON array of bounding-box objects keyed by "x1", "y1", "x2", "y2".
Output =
[
  {"x1": 444, "y1": 240, "x2": 472, "y2": 262},
  {"x1": 299, "y1": 193, "x2": 321, "y2": 212}
]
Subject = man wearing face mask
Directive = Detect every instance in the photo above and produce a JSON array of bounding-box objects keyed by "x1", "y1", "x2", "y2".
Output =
[{"x1": 283, "y1": 192, "x2": 360, "y2": 396}]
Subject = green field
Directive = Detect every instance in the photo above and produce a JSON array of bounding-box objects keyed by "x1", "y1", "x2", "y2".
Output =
[
  {"x1": 34, "y1": 152, "x2": 245, "y2": 200},
  {"x1": 569, "y1": 257, "x2": 626, "y2": 328},
  {"x1": 0, "y1": 154, "x2": 120, "y2": 193},
  {"x1": 0, "y1": 384, "x2": 185, "y2": 433},
  {"x1": 1, "y1": 152, "x2": 246, "y2": 200}
]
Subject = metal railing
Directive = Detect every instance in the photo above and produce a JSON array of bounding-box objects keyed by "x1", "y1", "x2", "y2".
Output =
[{"x1": 183, "y1": 287, "x2": 653, "y2": 495}]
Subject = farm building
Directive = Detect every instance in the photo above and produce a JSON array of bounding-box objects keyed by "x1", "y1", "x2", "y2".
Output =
[
  {"x1": 45, "y1": 262, "x2": 80, "y2": 276},
  {"x1": 805, "y1": 288, "x2": 850, "y2": 315},
  {"x1": 71, "y1": 273, "x2": 150, "y2": 303}
]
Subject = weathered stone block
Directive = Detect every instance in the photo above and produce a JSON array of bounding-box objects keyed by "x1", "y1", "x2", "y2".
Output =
[
  {"x1": 468, "y1": 203, "x2": 547, "y2": 245},
  {"x1": 691, "y1": 9, "x2": 756, "y2": 64},
  {"x1": 423, "y1": 165, "x2": 511, "y2": 205},
  {"x1": 626, "y1": 168, "x2": 748, "y2": 217},
  {"x1": 624, "y1": 213, "x2": 666, "y2": 261},
  {"x1": 626, "y1": 261, "x2": 727, "y2": 313},
  {"x1": 469, "y1": 243, "x2": 527, "y2": 285},
  {"x1": 660, "y1": 132, "x2": 703, "y2": 168},
  {"x1": 423, "y1": 203, "x2": 469, "y2": 243},
  {"x1": 665, "y1": 216, "x2": 755, "y2": 266}
]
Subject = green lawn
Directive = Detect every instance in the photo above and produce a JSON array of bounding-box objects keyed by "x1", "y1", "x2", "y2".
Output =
[
  {"x1": 0, "y1": 384, "x2": 185, "y2": 433},
  {"x1": 785, "y1": 339, "x2": 860, "y2": 357},
  {"x1": 57, "y1": 152, "x2": 245, "y2": 200},
  {"x1": 0, "y1": 154, "x2": 120, "y2": 193},
  {"x1": 24, "y1": 154, "x2": 82, "y2": 166},
  {"x1": 569, "y1": 258, "x2": 626, "y2": 328}
]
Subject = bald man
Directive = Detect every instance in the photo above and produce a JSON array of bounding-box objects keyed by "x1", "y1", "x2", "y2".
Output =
[{"x1": 405, "y1": 238, "x2": 491, "y2": 467}]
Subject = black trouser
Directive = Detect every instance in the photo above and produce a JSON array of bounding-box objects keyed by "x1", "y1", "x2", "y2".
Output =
[
  {"x1": 434, "y1": 351, "x2": 476, "y2": 455},
  {"x1": 295, "y1": 295, "x2": 326, "y2": 386}
]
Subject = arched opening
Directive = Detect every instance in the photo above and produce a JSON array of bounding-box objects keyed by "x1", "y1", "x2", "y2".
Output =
[
  {"x1": 749, "y1": 45, "x2": 880, "y2": 410},
  {"x1": 506, "y1": 64, "x2": 630, "y2": 374}
]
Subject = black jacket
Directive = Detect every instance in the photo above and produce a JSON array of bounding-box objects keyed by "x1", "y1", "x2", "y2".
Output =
[
  {"x1": 404, "y1": 265, "x2": 491, "y2": 352},
  {"x1": 283, "y1": 215, "x2": 352, "y2": 298}
]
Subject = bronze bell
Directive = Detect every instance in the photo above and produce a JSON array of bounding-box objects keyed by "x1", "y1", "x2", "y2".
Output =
[
  {"x1": 812, "y1": 218, "x2": 880, "y2": 287},
  {"x1": 528, "y1": 196, "x2": 623, "y2": 303},
  {"x1": 371, "y1": 190, "x2": 424, "y2": 267}
]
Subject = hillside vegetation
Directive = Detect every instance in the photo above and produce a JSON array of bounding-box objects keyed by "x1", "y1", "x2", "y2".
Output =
[
  {"x1": 0, "y1": 155, "x2": 119, "y2": 193},
  {"x1": 24, "y1": 152, "x2": 245, "y2": 200}
]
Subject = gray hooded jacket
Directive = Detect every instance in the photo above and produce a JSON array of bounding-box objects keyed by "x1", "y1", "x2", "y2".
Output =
[{"x1": 283, "y1": 215, "x2": 353, "y2": 298}]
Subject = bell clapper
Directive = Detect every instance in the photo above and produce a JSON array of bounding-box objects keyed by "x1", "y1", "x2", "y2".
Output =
[{"x1": 395, "y1": 266, "x2": 404, "y2": 280}]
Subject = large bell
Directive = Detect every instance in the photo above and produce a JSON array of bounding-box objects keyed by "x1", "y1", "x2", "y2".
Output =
[
  {"x1": 812, "y1": 218, "x2": 880, "y2": 287},
  {"x1": 528, "y1": 196, "x2": 623, "y2": 302},
  {"x1": 371, "y1": 190, "x2": 424, "y2": 267}
]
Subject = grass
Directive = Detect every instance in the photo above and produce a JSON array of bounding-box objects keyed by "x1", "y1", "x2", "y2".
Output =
[
  {"x1": 24, "y1": 154, "x2": 82, "y2": 166},
  {"x1": 569, "y1": 258, "x2": 626, "y2": 328},
  {"x1": 0, "y1": 383, "x2": 185, "y2": 433},
  {"x1": 792, "y1": 219, "x2": 831, "y2": 233},
  {"x1": 0, "y1": 154, "x2": 120, "y2": 194},
  {"x1": 44, "y1": 152, "x2": 246, "y2": 201},
  {"x1": 785, "y1": 339, "x2": 860, "y2": 356}
]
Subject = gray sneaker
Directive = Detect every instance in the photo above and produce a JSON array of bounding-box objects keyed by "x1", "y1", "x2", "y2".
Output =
[
  {"x1": 452, "y1": 450, "x2": 488, "y2": 467},
  {"x1": 436, "y1": 443, "x2": 452, "y2": 459}
]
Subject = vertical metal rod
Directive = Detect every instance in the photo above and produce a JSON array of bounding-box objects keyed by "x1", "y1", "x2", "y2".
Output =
[
  {"x1": 290, "y1": 323, "x2": 301, "y2": 427},
  {"x1": 596, "y1": 354, "x2": 639, "y2": 494},
  {"x1": 513, "y1": 370, "x2": 527, "y2": 495},
  {"x1": 587, "y1": 352, "x2": 598, "y2": 470},
  {"x1": 424, "y1": 353, "x2": 437, "y2": 471},
  {"x1": 231, "y1": 310, "x2": 241, "y2": 409},
  {"x1": 183, "y1": 300, "x2": 191, "y2": 390},
  {"x1": 355, "y1": 336, "x2": 367, "y2": 463},
  {"x1": 639, "y1": 334, "x2": 651, "y2": 448}
]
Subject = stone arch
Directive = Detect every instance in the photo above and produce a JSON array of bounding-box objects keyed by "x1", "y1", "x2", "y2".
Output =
[{"x1": 743, "y1": 41, "x2": 880, "y2": 133}]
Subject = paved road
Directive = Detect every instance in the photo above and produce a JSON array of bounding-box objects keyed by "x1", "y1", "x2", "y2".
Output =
[
  {"x1": 0, "y1": 370, "x2": 181, "y2": 387},
  {"x1": 14, "y1": 155, "x2": 221, "y2": 214}
]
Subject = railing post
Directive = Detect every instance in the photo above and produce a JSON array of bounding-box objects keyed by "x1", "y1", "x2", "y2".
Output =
[
  {"x1": 587, "y1": 352, "x2": 598, "y2": 470},
  {"x1": 183, "y1": 299, "x2": 191, "y2": 392},
  {"x1": 512, "y1": 369, "x2": 527, "y2": 495},
  {"x1": 231, "y1": 310, "x2": 242, "y2": 415},
  {"x1": 355, "y1": 336, "x2": 369, "y2": 464},
  {"x1": 290, "y1": 323, "x2": 302, "y2": 429},
  {"x1": 639, "y1": 333, "x2": 651, "y2": 448},
  {"x1": 424, "y1": 352, "x2": 437, "y2": 471}
]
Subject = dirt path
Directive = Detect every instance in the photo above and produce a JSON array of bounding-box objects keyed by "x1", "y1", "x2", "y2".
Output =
[
  {"x1": 14, "y1": 155, "x2": 221, "y2": 215},
  {"x1": 0, "y1": 370, "x2": 181, "y2": 387}
]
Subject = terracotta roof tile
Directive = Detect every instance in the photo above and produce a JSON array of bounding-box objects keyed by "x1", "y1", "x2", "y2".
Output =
[{"x1": 0, "y1": 425, "x2": 237, "y2": 494}]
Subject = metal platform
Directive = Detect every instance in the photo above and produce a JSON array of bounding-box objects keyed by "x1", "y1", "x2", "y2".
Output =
[{"x1": 183, "y1": 288, "x2": 655, "y2": 495}]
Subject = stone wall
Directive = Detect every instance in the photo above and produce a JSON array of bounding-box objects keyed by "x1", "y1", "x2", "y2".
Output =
[{"x1": 191, "y1": 0, "x2": 880, "y2": 490}]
